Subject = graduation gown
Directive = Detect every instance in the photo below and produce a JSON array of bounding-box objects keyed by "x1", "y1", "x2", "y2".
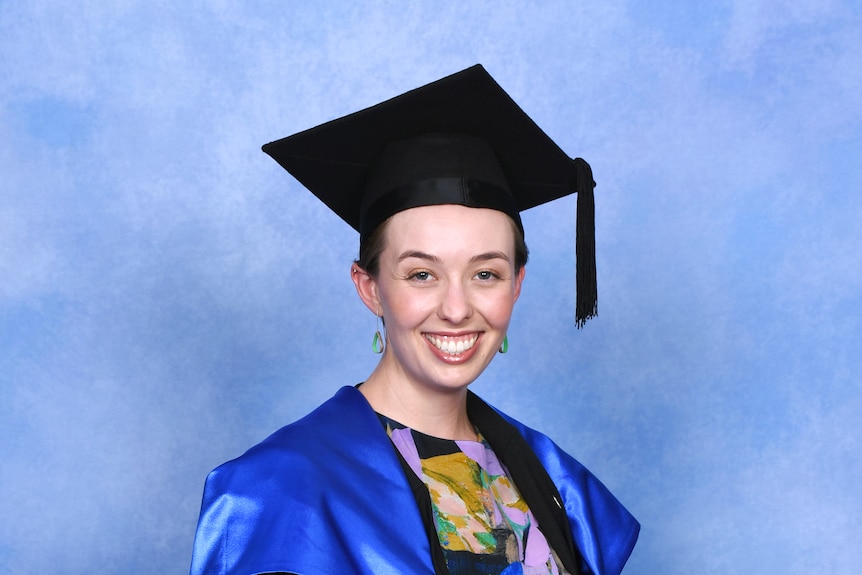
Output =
[{"x1": 190, "y1": 386, "x2": 639, "y2": 575}]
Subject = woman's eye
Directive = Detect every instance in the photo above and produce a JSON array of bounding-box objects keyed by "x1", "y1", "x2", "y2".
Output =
[
  {"x1": 410, "y1": 270, "x2": 432, "y2": 281},
  {"x1": 475, "y1": 270, "x2": 497, "y2": 281}
]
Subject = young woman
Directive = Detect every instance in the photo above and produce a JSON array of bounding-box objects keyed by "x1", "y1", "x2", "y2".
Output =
[{"x1": 190, "y1": 65, "x2": 638, "y2": 575}]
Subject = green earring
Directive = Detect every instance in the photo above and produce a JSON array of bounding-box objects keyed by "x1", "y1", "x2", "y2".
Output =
[
  {"x1": 372, "y1": 331, "x2": 384, "y2": 354},
  {"x1": 372, "y1": 311, "x2": 385, "y2": 354},
  {"x1": 499, "y1": 334, "x2": 508, "y2": 354}
]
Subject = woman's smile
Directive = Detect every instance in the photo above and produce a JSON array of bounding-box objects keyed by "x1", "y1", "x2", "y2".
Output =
[{"x1": 423, "y1": 332, "x2": 481, "y2": 363}]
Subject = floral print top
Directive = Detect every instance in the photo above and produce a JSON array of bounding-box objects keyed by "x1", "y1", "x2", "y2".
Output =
[{"x1": 379, "y1": 414, "x2": 571, "y2": 575}]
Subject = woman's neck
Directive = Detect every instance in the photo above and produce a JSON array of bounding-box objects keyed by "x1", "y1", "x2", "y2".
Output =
[{"x1": 359, "y1": 365, "x2": 477, "y2": 441}]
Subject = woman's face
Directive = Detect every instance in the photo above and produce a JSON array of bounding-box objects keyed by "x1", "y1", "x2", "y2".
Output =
[{"x1": 358, "y1": 204, "x2": 525, "y2": 395}]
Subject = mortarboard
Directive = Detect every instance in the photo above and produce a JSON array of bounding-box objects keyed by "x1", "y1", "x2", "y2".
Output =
[{"x1": 262, "y1": 64, "x2": 598, "y2": 327}]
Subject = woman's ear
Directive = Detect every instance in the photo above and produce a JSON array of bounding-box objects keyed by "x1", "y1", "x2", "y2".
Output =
[
  {"x1": 351, "y1": 263, "x2": 380, "y2": 314},
  {"x1": 513, "y1": 265, "x2": 526, "y2": 302}
]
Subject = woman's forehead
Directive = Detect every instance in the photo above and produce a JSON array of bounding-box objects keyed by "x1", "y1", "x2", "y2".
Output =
[{"x1": 384, "y1": 205, "x2": 517, "y2": 253}]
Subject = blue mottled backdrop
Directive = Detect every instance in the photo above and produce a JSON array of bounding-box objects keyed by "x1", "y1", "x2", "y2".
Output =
[{"x1": 1, "y1": 1, "x2": 860, "y2": 573}]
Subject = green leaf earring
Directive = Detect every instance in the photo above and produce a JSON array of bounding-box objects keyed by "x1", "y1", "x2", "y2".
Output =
[
  {"x1": 372, "y1": 310, "x2": 385, "y2": 354},
  {"x1": 499, "y1": 334, "x2": 508, "y2": 354},
  {"x1": 372, "y1": 331, "x2": 384, "y2": 354}
]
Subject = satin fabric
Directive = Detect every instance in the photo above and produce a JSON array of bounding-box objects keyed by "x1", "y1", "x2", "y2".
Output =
[{"x1": 189, "y1": 386, "x2": 638, "y2": 575}]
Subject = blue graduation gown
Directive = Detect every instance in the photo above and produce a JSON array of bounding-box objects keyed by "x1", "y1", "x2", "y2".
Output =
[{"x1": 190, "y1": 386, "x2": 639, "y2": 575}]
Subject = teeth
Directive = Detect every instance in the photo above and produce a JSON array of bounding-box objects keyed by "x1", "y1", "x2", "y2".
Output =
[{"x1": 426, "y1": 334, "x2": 478, "y2": 355}]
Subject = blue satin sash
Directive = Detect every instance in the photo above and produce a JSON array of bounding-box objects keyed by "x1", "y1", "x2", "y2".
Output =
[{"x1": 189, "y1": 386, "x2": 638, "y2": 575}]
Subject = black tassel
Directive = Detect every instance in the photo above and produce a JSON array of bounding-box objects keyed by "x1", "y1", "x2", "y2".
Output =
[{"x1": 574, "y1": 158, "x2": 597, "y2": 328}]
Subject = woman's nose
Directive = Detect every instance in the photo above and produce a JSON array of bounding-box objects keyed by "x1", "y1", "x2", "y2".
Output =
[{"x1": 438, "y1": 282, "x2": 472, "y2": 323}]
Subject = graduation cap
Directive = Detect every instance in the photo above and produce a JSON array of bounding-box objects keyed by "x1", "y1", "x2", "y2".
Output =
[{"x1": 262, "y1": 64, "x2": 598, "y2": 327}]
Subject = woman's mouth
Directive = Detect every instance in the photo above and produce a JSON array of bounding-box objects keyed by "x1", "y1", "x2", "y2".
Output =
[{"x1": 424, "y1": 333, "x2": 479, "y2": 356}]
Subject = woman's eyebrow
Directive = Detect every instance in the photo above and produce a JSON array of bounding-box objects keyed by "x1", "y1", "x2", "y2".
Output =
[
  {"x1": 397, "y1": 250, "x2": 440, "y2": 263},
  {"x1": 471, "y1": 251, "x2": 511, "y2": 263}
]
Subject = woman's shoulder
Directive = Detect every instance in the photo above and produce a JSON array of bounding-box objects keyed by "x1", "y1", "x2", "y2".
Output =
[
  {"x1": 255, "y1": 385, "x2": 370, "y2": 447},
  {"x1": 204, "y1": 385, "x2": 384, "y2": 489},
  {"x1": 466, "y1": 392, "x2": 571, "y2": 456}
]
